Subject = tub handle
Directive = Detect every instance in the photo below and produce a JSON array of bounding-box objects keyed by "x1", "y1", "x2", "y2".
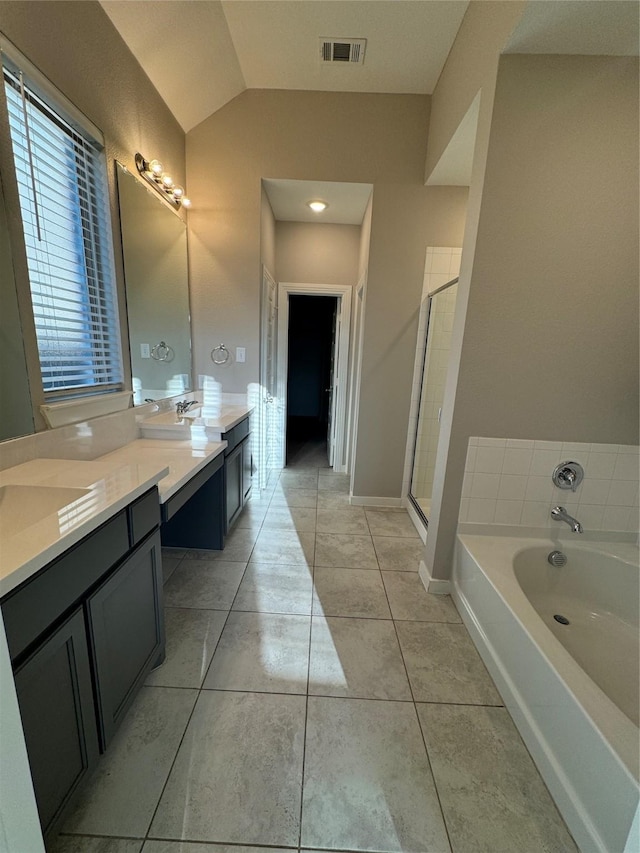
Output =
[{"x1": 552, "y1": 461, "x2": 584, "y2": 492}]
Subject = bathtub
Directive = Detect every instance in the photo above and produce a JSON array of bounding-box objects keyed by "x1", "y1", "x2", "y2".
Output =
[{"x1": 453, "y1": 533, "x2": 639, "y2": 853}]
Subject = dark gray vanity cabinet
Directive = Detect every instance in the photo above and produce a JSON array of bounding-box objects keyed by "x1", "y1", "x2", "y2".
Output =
[
  {"x1": 14, "y1": 608, "x2": 99, "y2": 838},
  {"x1": 87, "y1": 530, "x2": 164, "y2": 747},
  {"x1": 222, "y1": 416, "x2": 252, "y2": 532},
  {"x1": 1, "y1": 487, "x2": 164, "y2": 842},
  {"x1": 160, "y1": 453, "x2": 225, "y2": 550}
]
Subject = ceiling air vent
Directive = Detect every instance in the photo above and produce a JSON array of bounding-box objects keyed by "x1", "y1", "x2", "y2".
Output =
[{"x1": 320, "y1": 38, "x2": 367, "y2": 66}]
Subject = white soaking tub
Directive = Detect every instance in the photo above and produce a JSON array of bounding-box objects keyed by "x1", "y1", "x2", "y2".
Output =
[{"x1": 453, "y1": 533, "x2": 639, "y2": 853}]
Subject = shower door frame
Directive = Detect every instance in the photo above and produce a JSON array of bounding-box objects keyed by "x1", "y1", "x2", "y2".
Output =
[{"x1": 407, "y1": 276, "x2": 459, "y2": 527}]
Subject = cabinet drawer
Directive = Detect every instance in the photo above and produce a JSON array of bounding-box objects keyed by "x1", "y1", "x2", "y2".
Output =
[
  {"x1": 2, "y1": 511, "x2": 129, "y2": 661},
  {"x1": 128, "y1": 487, "x2": 160, "y2": 546},
  {"x1": 222, "y1": 416, "x2": 250, "y2": 455}
]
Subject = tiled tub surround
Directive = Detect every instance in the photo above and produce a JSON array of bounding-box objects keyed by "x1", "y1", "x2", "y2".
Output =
[
  {"x1": 51, "y1": 465, "x2": 578, "y2": 853},
  {"x1": 459, "y1": 438, "x2": 639, "y2": 534},
  {"x1": 454, "y1": 533, "x2": 639, "y2": 853}
]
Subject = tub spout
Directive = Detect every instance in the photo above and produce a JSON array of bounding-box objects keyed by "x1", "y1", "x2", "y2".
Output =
[{"x1": 551, "y1": 506, "x2": 583, "y2": 533}]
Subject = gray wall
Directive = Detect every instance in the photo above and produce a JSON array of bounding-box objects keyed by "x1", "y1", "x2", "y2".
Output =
[
  {"x1": 276, "y1": 221, "x2": 360, "y2": 286},
  {"x1": 427, "y1": 53, "x2": 640, "y2": 579},
  {"x1": 0, "y1": 1, "x2": 185, "y2": 427}
]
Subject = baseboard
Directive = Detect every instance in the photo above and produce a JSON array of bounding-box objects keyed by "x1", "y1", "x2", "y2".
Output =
[
  {"x1": 418, "y1": 560, "x2": 451, "y2": 594},
  {"x1": 349, "y1": 495, "x2": 403, "y2": 507}
]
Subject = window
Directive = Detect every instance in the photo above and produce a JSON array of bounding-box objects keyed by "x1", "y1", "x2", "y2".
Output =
[{"x1": 2, "y1": 51, "x2": 122, "y2": 397}]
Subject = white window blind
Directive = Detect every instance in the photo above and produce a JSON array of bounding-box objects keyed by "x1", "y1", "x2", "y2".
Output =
[{"x1": 2, "y1": 57, "x2": 123, "y2": 396}]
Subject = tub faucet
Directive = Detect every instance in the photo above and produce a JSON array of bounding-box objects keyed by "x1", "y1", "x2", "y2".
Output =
[{"x1": 551, "y1": 506, "x2": 583, "y2": 534}]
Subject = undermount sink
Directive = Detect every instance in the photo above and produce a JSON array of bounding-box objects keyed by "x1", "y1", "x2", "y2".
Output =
[{"x1": 0, "y1": 484, "x2": 90, "y2": 536}]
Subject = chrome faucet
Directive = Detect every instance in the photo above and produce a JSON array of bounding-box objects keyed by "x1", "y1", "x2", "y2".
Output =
[
  {"x1": 176, "y1": 399, "x2": 199, "y2": 417},
  {"x1": 551, "y1": 506, "x2": 583, "y2": 533}
]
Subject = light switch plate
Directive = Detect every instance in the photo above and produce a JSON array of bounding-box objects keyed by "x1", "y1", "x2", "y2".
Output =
[
  {"x1": 236, "y1": 347, "x2": 246, "y2": 363},
  {"x1": 140, "y1": 343, "x2": 150, "y2": 359}
]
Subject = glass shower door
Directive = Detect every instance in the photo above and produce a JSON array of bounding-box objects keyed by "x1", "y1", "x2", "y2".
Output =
[{"x1": 409, "y1": 278, "x2": 459, "y2": 523}]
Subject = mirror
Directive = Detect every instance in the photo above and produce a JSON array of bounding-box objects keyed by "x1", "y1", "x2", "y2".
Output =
[{"x1": 116, "y1": 163, "x2": 192, "y2": 404}]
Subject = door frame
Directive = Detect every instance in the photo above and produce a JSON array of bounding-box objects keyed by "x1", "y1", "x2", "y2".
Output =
[{"x1": 277, "y1": 282, "x2": 352, "y2": 473}]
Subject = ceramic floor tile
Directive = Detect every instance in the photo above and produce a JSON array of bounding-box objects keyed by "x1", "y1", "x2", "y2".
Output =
[
  {"x1": 263, "y1": 505, "x2": 318, "y2": 531},
  {"x1": 250, "y1": 528, "x2": 315, "y2": 566},
  {"x1": 203, "y1": 611, "x2": 311, "y2": 694},
  {"x1": 365, "y1": 509, "x2": 420, "y2": 538},
  {"x1": 301, "y1": 697, "x2": 450, "y2": 852},
  {"x1": 373, "y1": 536, "x2": 423, "y2": 572},
  {"x1": 317, "y1": 473, "x2": 350, "y2": 493},
  {"x1": 317, "y1": 491, "x2": 351, "y2": 509},
  {"x1": 278, "y1": 470, "x2": 319, "y2": 489},
  {"x1": 179, "y1": 527, "x2": 259, "y2": 562},
  {"x1": 269, "y1": 487, "x2": 318, "y2": 508},
  {"x1": 312, "y1": 567, "x2": 391, "y2": 619},
  {"x1": 143, "y1": 843, "x2": 293, "y2": 853},
  {"x1": 382, "y1": 572, "x2": 461, "y2": 622},
  {"x1": 161, "y1": 549, "x2": 184, "y2": 584},
  {"x1": 308, "y1": 616, "x2": 412, "y2": 700},
  {"x1": 314, "y1": 532, "x2": 378, "y2": 569},
  {"x1": 316, "y1": 507, "x2": 369, "y2": 535},
  {"x1": 234, "y1": 502, "x2": 268, "y2": 530},
  {"x1": 61, "y1": 686, "x2": 197, "y2": 838},
  {"x1": 149, "y1": 691, "x2": 305, "y2": 847},
  {"x1": 53, "y1": 839, "x2": 143, "y2": 853},
  {"x1": 396, "y1": 622, "x2": 502, "y2": 705},
  {"x1": 163, "y1": 560, "x2": 246, "y2": 609},
  {"x1": 417, "y1": 704, "x2": 578, "y2": 853},
  {"x1": 145, "y1": 608, "x2": 227, "y2": 688},
  {"x1": 232, "y1": 562, "x2": 314, "y2": 615}
]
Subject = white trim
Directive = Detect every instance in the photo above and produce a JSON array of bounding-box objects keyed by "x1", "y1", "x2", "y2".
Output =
[
  {"x1": 349, "y1": 494, "x2": 403, "y2": 507},
  {"x1": 347, "y1": 272, "x2": 367, "y2": 475},
  {"x1": 40, "y1": 391, "x2": 132, "y2": 429},
  {"x1": 418, "y1": 559, "x2": 451, "y2": 594},
  {"x1": 277, "y1": 282, "x2": 352, "y2": 473}
]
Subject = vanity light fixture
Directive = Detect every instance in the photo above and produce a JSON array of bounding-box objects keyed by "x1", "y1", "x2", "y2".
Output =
[
  {"x1": 134, "y1": 153, "x2": 191, "y2": 209},
  {"x1": 308, "y1": 200, "x2": 328, "y2": 213}
]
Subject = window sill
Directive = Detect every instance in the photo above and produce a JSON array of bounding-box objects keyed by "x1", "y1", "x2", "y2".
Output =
[{"x1": 40, "y1": 391, "x2": 133, "y2": 429}]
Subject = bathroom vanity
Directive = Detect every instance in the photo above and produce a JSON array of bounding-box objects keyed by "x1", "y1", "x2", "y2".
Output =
[{"x1": 0, "y1": 460, "x2": 169, "y2": 842}]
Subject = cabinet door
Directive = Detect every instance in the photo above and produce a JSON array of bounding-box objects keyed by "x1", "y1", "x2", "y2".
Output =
[
  {"x1": 242, "y1": 437, "x2": 253, "y2": 502},
  {"x1": 14, "y1": 608, "x2": 99, "y2": 839},
  {"x1": 225, "y1": 443, "x2": 243, "y2": 530},
  {"x1": 87, "y1": 531, "x2": 164, "y2": 748}
]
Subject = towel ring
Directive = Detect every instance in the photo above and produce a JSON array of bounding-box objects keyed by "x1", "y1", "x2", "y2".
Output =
[
  {"x1": 150, "y1": 341, "x2": 174, "y2": 362},
  {"x1": 211, "y1": 343, "x2": 230, "y2": 365}
]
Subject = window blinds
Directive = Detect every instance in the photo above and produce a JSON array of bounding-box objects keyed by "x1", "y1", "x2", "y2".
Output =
[{"x1": 3, "y1": 60, "x2": 122, "y2": 396}]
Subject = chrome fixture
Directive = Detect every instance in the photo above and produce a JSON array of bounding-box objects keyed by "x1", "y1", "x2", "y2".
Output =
[
  {"x1": 548, "y1": 550, "x2": 567, "y2": 567},
  {"x1": 150, "y1": 340, "x2": 175, "y2": 362},
  {"x1": 211, "y1": 343, "x2": 231, "y2": 364},
  {"x1": 134, "y1": 153, "x2": 191, "y2": 209},
  {"x1": 551, "y1": 506, "x2": 583, "y2": 533},
  {"x1": 552, "y1": 461, "x2": 584, "y2": 492},
  {"x1": 176, "y1": 400, "x2": 199, "y2": 417}
]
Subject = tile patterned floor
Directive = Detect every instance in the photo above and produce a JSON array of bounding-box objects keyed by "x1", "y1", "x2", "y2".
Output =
[{"x1": 54, "y1": 446, "x2": 577, "y2": 853}]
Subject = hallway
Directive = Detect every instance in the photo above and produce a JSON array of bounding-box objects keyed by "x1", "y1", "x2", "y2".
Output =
[{"x1": 53, "y1": 455, "x2": 576, "y2": 853}]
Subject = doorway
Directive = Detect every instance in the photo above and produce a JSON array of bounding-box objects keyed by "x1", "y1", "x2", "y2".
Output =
[
  {"x1": 286, "y1": 295, "x2": 336, "y2": 467},
  {"x1": 277, "y1": 282, "x2": 352, "y2": 474}
]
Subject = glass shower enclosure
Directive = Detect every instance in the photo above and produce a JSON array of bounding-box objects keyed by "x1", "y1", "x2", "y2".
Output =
[{"x1": 409, "y1": 277, "x2": 459, "y2": 524}]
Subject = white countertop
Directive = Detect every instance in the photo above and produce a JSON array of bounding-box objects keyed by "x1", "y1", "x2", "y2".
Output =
[
  {"x1": 0, "y1": 458, "x2": 169, "y2": 597},
  {"x1": 140, "y1": 404, "x2": 253, "y2": 440},
  {"x1": 97, "y1": 438, "x2": 227, "y2": 502}
]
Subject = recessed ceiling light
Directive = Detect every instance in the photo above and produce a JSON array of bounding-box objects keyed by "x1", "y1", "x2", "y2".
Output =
[{"x1": 308, "y1": 200, "x2": 328, "y2": 213}]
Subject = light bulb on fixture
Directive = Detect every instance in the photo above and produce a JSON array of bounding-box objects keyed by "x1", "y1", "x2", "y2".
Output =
[
  {"x1": 148, "y1": 159, "x2": 163, "y2": 176},
  {"x1": 161, "y1": 174, "x2": 174, "y2": 189},
  {"x1": 172, "y1": 186, "x2": 184, "y2": 199},
  {"x1": 308, "y1": 200, "x2": 328, "y2": 213},
  {"x1": 135, "y1": 153, "x2": 190, "y2": 209},
  {"x1": 181, "y1": 197, "x2": 192, "y2": 208}
]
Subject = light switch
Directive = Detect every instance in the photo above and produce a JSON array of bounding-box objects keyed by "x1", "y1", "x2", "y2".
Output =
[
  {"x1": 236, "y1": 347, "x2": 246, "y2": 363},
  {"x1": 140, "y1": 343, "x2": 150, "y2": 359}
]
